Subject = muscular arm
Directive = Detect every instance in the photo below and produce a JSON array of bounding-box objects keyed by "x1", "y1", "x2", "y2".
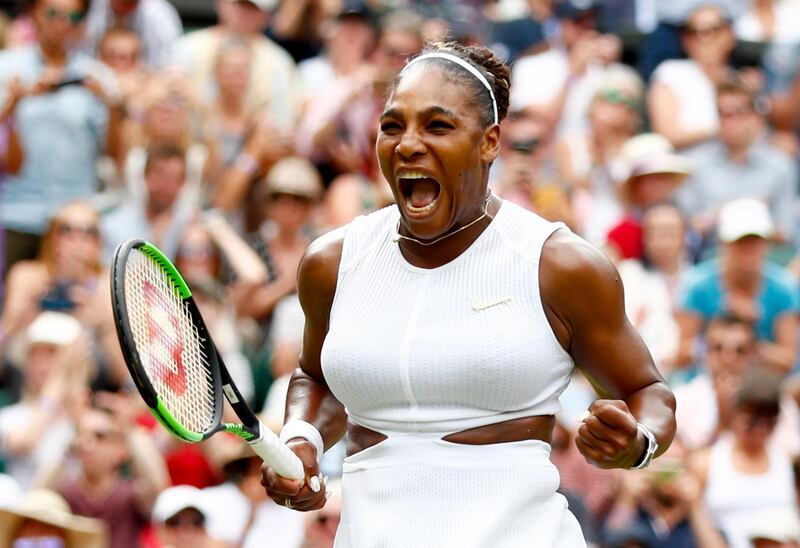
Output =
[
  {"x1": 284, "y1": 229, "x2": 348, "y2": 450},
  {"x1": 541, "y1": 231, "x2": 676, "y2": 468}
]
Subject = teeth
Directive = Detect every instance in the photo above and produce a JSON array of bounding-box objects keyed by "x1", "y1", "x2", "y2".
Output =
[{"x1": 397, "y1": 171, "x2": 429, "y2": 180}]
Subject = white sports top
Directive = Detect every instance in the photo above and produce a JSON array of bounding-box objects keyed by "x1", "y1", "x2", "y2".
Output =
[{"x1": 321, "y1": 200, "x2": 575, "y2": 436}]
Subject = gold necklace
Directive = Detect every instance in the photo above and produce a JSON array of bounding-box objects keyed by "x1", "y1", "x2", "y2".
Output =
[{"x1": 393, "y1": 193, "x2": 493, "y2": 247}]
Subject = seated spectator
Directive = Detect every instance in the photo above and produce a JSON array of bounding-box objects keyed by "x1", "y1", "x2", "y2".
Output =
[
  {"x1": 171, "y1": 0, "x2": 301, "y2": 134},
  {"x1": 152, "y1": 485, "x2": 213, "y2": 548},
  {"x1": 48, "y1": 392, "x2": 169, "y2": 548},
  {"x1": 0, "y1": 0, "x2": 121, "y2": 273},
  {"x1": 604, "y1": 441, "x2": 726, "y2": 548},
  {"x1": 82, "y1": 0, "x2": 182, "y2": 69},
  {"x1": 0, "y1": 489, "x2": 107, "y2": 548},
  {"x1": 734, "y1": 0, "x2": 800, "y2": 44},
  {"x1": 648, "y1": 4, "x2": 737, "y2": 150},
  {"x1": 493, "y1": 108, "x2": 573, "y2": 228},
  {"x1": 297, "y1": 2, "x2": 378, "y2": 107},
  {"x1": 297, "y1": 9, "x2": 423, "y2": 182},
  {"x1": 694, "y1": 367, "x2": 798, "y2": 548},
  {"x1": 0, "y1": 312, "x2": 86, "y2": 490},
  {"x1": 103, "y1": 144, "x2": 195, "y2": 260},
  {"x1": 555, "y1": 65, "x2": 643, "y2": 244},
  {"x1": 675, "y1": 199, "x2": 798, "y2": 372},
  {"x1": 605, "y1": 133, "x2": 690, "y2": 261},
  {"x1": 203, "y1": 440, "x2": 305, "y2": 548},
  {"x1": 511, "y1": 0, "x2": 623, "y2": 136},
  {"x1": 677, "y1": 79, "x2": 797, "y2": 243},
  {"x1": 617, "y1": 205, "x2": 684, "y2": 371},
  {"x1": 122, "y1": 74, "x2": 220, "y2": 203}
]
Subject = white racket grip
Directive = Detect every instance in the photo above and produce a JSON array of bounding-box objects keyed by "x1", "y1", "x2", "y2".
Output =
[{"x1": 248, "y1": 423, "x2": 305, "y2": 480}]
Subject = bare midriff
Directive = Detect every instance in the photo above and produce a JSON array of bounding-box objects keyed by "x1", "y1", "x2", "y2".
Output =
[{"x1": 346, "y1": 415, "x2": 556, "y2": 456}]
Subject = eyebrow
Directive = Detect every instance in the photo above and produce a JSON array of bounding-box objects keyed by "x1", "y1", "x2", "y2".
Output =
[{"x1": 380, "y1": 106, "x2": 459, "y2": 122}]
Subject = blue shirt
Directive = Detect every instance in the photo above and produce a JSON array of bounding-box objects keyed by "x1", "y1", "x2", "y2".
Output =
[
  {"x1": 678, "y1": 259, "x2": 799, "y2": 341},
  {"x1": 0, "y1": 46, "x2": 114, "y2": 234}
]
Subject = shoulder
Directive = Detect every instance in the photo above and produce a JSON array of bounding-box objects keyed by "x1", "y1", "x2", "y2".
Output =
[
  {"x1": 297, "y1": 226, "x2": 346, "y2": 319},
  {"x1": 682, "y1": 260, "x2": 720, "y2": 288},
  {"x1": 6, "y1": 260, "x2": 47, "y2": 287},
  {"x1": 142, "y1": 0, "x2": 181, "y2": 19},
  {"x1": 763, "y1": 262, "x2": 798, "y2": 294},
  {"x1": 652, "y1": 59, "x2": 698, "y2": 83},
  {"x1": 254, "y1": 36, "x2": 298, "y2": 70},
  {"x1": 540, "y1": 230, "x2": 624, "y2": 320}
]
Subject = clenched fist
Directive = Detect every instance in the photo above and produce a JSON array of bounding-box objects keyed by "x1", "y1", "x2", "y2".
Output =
[{"x1": 576, "y1": 400, "x2": 646, "y2": 469}]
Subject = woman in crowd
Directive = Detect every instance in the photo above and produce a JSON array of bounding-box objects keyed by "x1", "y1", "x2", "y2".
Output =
[{"x1": 263, "y1": 42, "x2": 675, "y2": 547}]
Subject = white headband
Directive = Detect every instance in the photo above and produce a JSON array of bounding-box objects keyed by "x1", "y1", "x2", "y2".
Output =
[{"x1": 400, "y1": 52, "x2": 499, "y2": 125}]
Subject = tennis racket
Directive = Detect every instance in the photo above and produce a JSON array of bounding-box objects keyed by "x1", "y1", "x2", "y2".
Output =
[{"x1": 110, "y1": 239, "x2": 304, "y2": 480}]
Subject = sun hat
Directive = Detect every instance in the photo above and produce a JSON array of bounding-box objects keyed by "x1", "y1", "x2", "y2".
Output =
[
  {"x1": 233, "y1": 0, "x2": 277, "y2": 11},
  {"x1": 0, "y1": 489, "x2": 107, "y2": 548},
  {"x1": 617, "y1": 133, "x2": 691, "y2": 183},
  {"x1": 717, "y1": 198, "x2": 775, "y2": 243},
  {"x1": 26, "y1": 311, "x2": 82, "y2": 348},
  {"x1": 263, "y1": 157, "x2": 324, "y2": 201},
  {"x1": 152, "y1": 485, "x2": 211, "y2": 524}
]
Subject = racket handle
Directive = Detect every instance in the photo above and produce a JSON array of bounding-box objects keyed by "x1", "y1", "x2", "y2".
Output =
[{"x1": 248, "y1": 422, "x2": 305, "y2": 480}]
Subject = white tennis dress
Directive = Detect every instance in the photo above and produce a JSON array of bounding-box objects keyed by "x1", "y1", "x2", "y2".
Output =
[{"x1": 321, "y1": 200, "x2": 586, "y2": 547}]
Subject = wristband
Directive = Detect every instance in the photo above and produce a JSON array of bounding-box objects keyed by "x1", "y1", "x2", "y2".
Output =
[
  {"x1": 280, "y1": 420, "x2": 324, "y2": 464},
  {"x1": 629, "y1": 423, "x2": 658, "y2": 470}
]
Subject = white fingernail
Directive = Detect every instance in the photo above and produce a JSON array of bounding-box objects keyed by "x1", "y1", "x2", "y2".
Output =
[
  {"x1": 325, "y1": 490, "x2": 332, "y2": 500},
  {"x1": 309, "y1": 476, "x2": 321, "y2": 493},
  {"x1": 323, "y1": 475, "x2": 328, "y2": 486},
  {"x1": 578, "y1": 411, "x2": 590, "y2": 422}
]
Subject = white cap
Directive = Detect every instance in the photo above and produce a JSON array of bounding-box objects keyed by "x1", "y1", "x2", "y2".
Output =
[
  {"x1": 717, "y1": 198, "x2": 775, "y2": 243},
  {"x1": 234, "y1": 0, "x2": 277, "y2": 11},
  {"x1": 152, "y1": 486, "x2": 211, "y2": 524},
  {"x1": 617, "y1": 133, "x2": 691, "y2": 182},
  {"x1": 748, "y1": 508, "x2": 800, "y2": 542},
  {"x1": 26, "y1": 311, "x2": 82, "y2": 347}
]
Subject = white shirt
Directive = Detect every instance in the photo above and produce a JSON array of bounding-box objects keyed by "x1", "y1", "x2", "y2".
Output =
[
  {"x1": 651, "y1": 59, "x2": 719, "y2": 139},
  {"x1": 203, "y1": 482, "x2": 305, "y2": 548},
  {"x1": 734, "y1": 1, "x2": 800, "y2": 44}
]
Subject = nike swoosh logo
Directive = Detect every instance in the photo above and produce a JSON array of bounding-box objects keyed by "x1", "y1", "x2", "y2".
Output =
[{"x1": 471, "y1": 296, "x2": 511, "y2": 311}]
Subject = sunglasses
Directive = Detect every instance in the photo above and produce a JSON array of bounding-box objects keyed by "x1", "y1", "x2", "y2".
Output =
[
  {"x1": 683, "y1": 22, "x2": 728, "y2": 38},
  {"x1": 743, "y1": 414, "x2": 778, "y2": 431},
  {"x1": 509, "y1": 138, "x2": 541, "y2": 155},
  {"x1": 719, "y1": 105, "x2": 754, "y2": 119},
  {"x1": 165, "y1": 513, "x2": 206, "y2": 529},
  {"x1": 44, "y1": 6, "x2": 85, "y2": 25},
  {"x1": 596, "y1": 89, "x2": 639, "y2": 110},
  {"x1": 56, "y1": 222, "x2": 100, "y2": 238}
]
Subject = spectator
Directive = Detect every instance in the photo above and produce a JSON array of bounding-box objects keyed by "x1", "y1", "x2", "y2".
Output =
[
  {"x1": 677, "y1": 79, "x2": 798, "y2": 242},
  {"x1": 493, "y1": 109, "x2": 573, "y2": 228},
  {"x1": 0, "y1": 489, "x2": 107, "y2": 548},
  {"x1": 152, "y1": 485, "x2": 213, "y2": 548},
  {"x1": 50, "y1": 393, "x2": 169, "y2": 548},
  {"x1": 695, "y1": 367, "x2": 798, "y2": 548},
  {"x1": 82, "y1": 0, "x2": 182, "y2": 69},
  {"x1": 297, "y1": 1, "x2": 378, "y2": 107},
  {"x1": 649, "y1": 3, "x2": 738, "y2": 150},
  {"x1": 489, "y1": 0, "x2": 550, "y2": 63},
  {"x1": 675, "y1": 198, "x2": 798, "y2": 372},
  {"x1": 617, "y1": 205, "x2": 684, "y2": 371},
  {"x1": 171, "y1": 0, "x2": 302, "y2": 134},
  {"x1": 511, "y1": 0, "x2": 623, "y2": 136},
  {"x1": 673, "y1": 313, "x2": 759, "y2": 450},
  {"x1": 0, "y1": 312, "x2": 87, "y2": 490},
  {"x1": 0, "y1": 0, "x2": 122, "y2": 273},
  {"x1": 555, "y1": 65, "x2": 643, "y2": 244},
  {"x1": 734, "y1": 0, "x2": 800, "y2": 44},
  {"x1": 103, "y1": 144, "x2": 196, "y2": 260},
  {"x1": 604, "y1": 441, "x2": 727, "y2": 548},
  {"x1": 203, "y1": 441, "x2": 305, "y2": 548},
  {"x1": 96, "y1": 27, "x2": 148, "y2": 115},
  {"x1": 605, "y1": 133, "x2": 690, "y2": 261}
]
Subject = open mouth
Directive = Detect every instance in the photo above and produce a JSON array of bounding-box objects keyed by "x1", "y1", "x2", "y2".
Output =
[{"x1": 397, "y1": 173, "x2": 441, "y2": 215}]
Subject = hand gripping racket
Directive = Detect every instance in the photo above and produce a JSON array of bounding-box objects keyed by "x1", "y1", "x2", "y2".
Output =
[{"x1": 110, "y1": 239, "x2": 304, "y2": 480}]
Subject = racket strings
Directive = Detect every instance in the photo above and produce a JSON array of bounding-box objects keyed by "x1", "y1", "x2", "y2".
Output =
[{"x1": 126, "y1": 250, "x2": 216, "y2": 434}]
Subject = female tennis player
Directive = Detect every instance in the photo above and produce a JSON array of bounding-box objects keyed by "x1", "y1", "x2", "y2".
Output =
[{"x1": 262, "y1": 42, "x2": 676, "y2": 547}]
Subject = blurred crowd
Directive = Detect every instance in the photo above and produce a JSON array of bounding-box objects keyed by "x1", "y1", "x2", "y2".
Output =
[{"x1": 0, "y1": 0, "x2": 799, "y2": 546}]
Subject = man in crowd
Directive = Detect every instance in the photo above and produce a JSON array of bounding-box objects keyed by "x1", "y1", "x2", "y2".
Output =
[
  {"x1": 82, "y1": 0, "x2": 182, "y2": 69},
  {"x1": 675, "y1": 199, "x2": 798, "y2": 373},
  {"x1": 678, "y1": 79, "x2": 797, "y2": 242},
  {"x1": 152, "y1": 485, "x2": 213, "y2": 548}
]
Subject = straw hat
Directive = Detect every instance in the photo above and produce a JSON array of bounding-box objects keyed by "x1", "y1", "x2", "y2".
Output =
[
  {"x1": 617, "y1": 133, "x2": 691, "y2": 183},
  {"x1": 0, "y1": 489, "x2": 107, "y2": 548},
  {"x1": 262, "y1": 157, "x2": 323, "y2": 202}
]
